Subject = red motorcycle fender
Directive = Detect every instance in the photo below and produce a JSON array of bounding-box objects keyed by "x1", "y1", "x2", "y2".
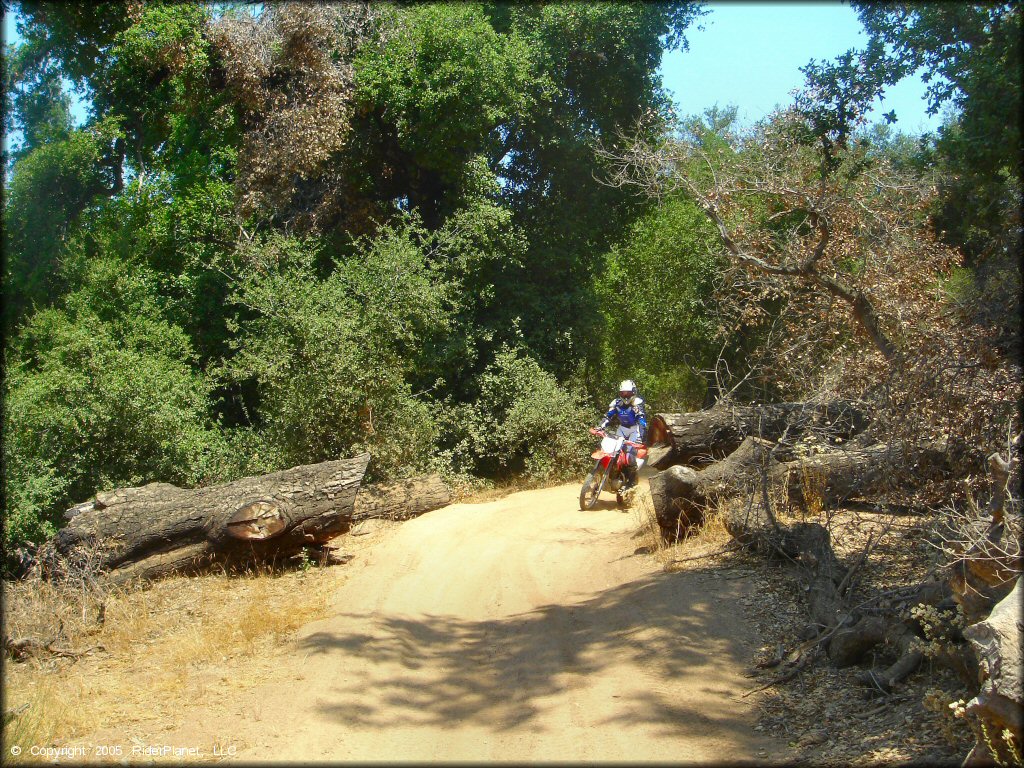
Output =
[
  {"x1": 617, "y1": 451, "x2": 628, "y2": 471},
  {"x1": 591, "y1": 452, "x2": 612, "y2": 467}
]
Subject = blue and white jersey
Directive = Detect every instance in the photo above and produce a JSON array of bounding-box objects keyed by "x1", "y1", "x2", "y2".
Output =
[{"x1": 600, "y1": 396, "x2": 648, "y2": 440}]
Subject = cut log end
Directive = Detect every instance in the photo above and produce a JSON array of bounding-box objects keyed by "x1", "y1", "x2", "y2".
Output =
[{"x1": 225, "y1": 500, "x2": 288, "y2": 540}]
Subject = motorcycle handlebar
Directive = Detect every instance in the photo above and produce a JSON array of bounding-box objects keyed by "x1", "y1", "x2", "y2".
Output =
[{"x1": 588, "y1": 428, "x2": 644, "y2": 448}]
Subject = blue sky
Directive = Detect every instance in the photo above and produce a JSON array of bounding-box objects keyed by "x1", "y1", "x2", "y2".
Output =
[
  {"x1": 3, "y1": 1, "x2": 944, "y2": 156},
  {"x1": 661, "y1": 2, "x2": 944, "y2": 133}
]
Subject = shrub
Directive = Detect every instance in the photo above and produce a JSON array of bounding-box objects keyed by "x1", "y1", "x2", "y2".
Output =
[
  {"x1": 454, "y1": 346, "x2": 591, "y2": 481},
  {"x1": 3, "y1": 259, "x2": 224, "y2": 569},
  {"x1": 222, "y1": 222, "x2": 453, "y2": 480}
]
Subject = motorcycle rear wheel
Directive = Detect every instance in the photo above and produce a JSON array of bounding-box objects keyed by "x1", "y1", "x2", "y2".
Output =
[{"x1": 579, "y1": 465, "x2": 605, "y2": 510}]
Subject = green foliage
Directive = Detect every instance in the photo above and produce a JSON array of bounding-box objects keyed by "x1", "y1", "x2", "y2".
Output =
[
  {"x1": 795, "y1": 38, "x2": 895, "y2": 164},
  {"x1": 103, "y1": 3, "x2": 210, "y2": 110},
  {"x1": 355, "y1": 3, "x2": 532, "y2": 182},
  {"x1": 451, "y1": 346, "x2": 591, "y2": 481},
  {"x1": 3, "y1": 256, "x2": 224, "y2": 562},
  {"x1": 488, "y1": 4, "x2": 704, "y2": 377},
  {"x1": 3, "y1": 118, "x2": 124, "y2": 325},
  {"x1": 348, "y1": 3, "x2": 706, "y2": 376},
  {"x1": 221, "y1": 221, "x2": 454, "y2": 479},
  {"x1": 597, "y1": 195, "x2": 722, "y2": 406},
  {"x1": 69, "y1": 173, "x2": 240, "y2": 364}
]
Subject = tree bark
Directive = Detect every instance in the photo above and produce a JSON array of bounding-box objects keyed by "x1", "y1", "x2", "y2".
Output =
[
  {"x1": 40, "y1": 456, "x2": 451, "y2": 584},
  {"x1": 648, "y1": 436, "x2": 771, "y2": 539},
  {"x1": 352, "y1": 474, "x2": 450, "y2": 523},
  {"x1": 778, "y1": 441, "x2": 949, "y2": 512},
  {"x1": 647, "y1": 400, "x2": 869, "y2": 469},
  {"x1": 648, "y1": 436, "x2": 943, "y2": 543},
  {"x1": 962, "y1": 577, "x2": 1023, "y2": 766}
]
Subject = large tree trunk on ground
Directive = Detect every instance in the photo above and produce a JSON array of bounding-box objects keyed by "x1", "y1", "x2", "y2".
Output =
[
  {"x1": 352, "y1": 474, "x2": 450, "y2": 523},
  {"x1": 779, "y1": 441, "x2": 949, "y2": 512},
  {"x1": 647, "y1": 400, "x2": 869, "y2": 469},
  {"x1": 648, "y1": 436, "x2": 770, "y2": 539},
  {"x1": 41, "y1": 456, "x2": 451, "y2": 584},
  {"x1": 962, "y1": 577, "x2": 1023, "y2": 766},
  {"x1": 648, "y1": 437, "x2": 945, "y2": 542}
]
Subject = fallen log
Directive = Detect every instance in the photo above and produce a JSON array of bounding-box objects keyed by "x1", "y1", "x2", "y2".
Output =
[
  {"x1": 39, "y1": 456, "x2": 451, "y2": 584},
  {"x1": 41, "y1": 454, "x2": 372, "y2": 583},
  {"x1": 780, "y1": 441, "x2": 949, "y2": 512},
  {"x1": 647, "y1": 400, "x2": 869, "y2": 469},
  {"x1": 828, "y1": 616, "x2": 888, "y2": 668},
  {"x1": 648, "y1": 437, "x2": 945, "y2": 542},
  {"x1": 962, "y1": 577, "x2": 1023, "y2": 766},
  {"x1": 647, "y1": 436, "x2": 770, "y2": 540},
  {"x1": 352, "y1": 474, "x2": 450, "y2": 523}
]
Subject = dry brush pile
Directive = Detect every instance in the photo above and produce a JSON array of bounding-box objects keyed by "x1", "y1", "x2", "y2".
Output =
[
  {"x1": 644, "y1": 403, "x2": 1020, "y2": 764},
  {"x1": 603, "y1": 110, "x2": 1022, "y2": 764},
  {"x1": 207, "y1": 2, "x2": 391, "y2": 231}
]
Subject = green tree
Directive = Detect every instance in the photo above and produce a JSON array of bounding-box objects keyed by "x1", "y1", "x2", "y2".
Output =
[
  {"x1": 489, "y1": 3, "x2": 705, "y2": 378},
  {"x1": 3, "y1": 118, "x2": 125, "y2": 324},
  {"x1": 596, "y1": 195, "x2": 722, "y2": 411},
  {"x1": 221, "y1": 221, "x2": 455, "y2": 479},
  {"x1": 353, "y1": 2, "x2": 533, "y2": 227},
  {"x1": 851, "y1": 2, "x2": 1021, "y2": 260},
  {"x1": 3, "y1": 254, "x2": 224, "y2": 565}
]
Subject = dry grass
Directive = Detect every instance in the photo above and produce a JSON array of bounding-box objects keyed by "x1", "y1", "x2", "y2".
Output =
[
  {"x1": 628, "y1": 485, "x2": 737, "y2": 572},
  {"x1": 629, "y1": 487, "x2": 670, "y2": 560},
  {"x1": 2, "y1": 561, "x2": 349, "y2": 760},
  {"x1": 660, "y1": 498, "x2": 743, "y2": 572}
]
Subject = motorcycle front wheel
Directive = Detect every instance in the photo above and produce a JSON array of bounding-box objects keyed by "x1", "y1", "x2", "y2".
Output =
[{"x1": 580, "y1": 464, "x2": 605, "y2": 510}]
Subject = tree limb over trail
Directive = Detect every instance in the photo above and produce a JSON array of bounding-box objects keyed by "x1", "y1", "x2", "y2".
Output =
[
  {"x1": 596, "y1": 113, "x2": 960, "y2": 367},
  {"x1": 40, "y1": 455, "x2": 450, "y2": 584},
  {"x1": 647, "y1": 435, "x2": 946, "y2": 541}
]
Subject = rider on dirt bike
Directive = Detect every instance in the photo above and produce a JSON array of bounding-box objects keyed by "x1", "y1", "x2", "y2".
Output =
[{"x1": 595, "y1": 379, "x2": 648, "y2": 491}]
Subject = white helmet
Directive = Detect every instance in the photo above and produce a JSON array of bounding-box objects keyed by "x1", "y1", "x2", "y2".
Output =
[{"x1": 618, "y1": 379, "x2": 637, "y2": 397}]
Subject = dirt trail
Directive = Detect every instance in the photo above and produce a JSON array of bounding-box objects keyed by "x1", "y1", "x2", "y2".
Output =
[{"x1": 162, "y1": 482, "x2": 784, "y2": 762}]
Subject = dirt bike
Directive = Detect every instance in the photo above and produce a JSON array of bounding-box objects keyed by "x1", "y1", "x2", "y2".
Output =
[{"x1": 579, "y1": 427, "x2": 645, "y2": 510}]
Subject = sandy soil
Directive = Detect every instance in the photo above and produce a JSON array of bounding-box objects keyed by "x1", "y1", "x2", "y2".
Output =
[{"x1": 132, "y1": 482, "x2": 785, "y2": 763}]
